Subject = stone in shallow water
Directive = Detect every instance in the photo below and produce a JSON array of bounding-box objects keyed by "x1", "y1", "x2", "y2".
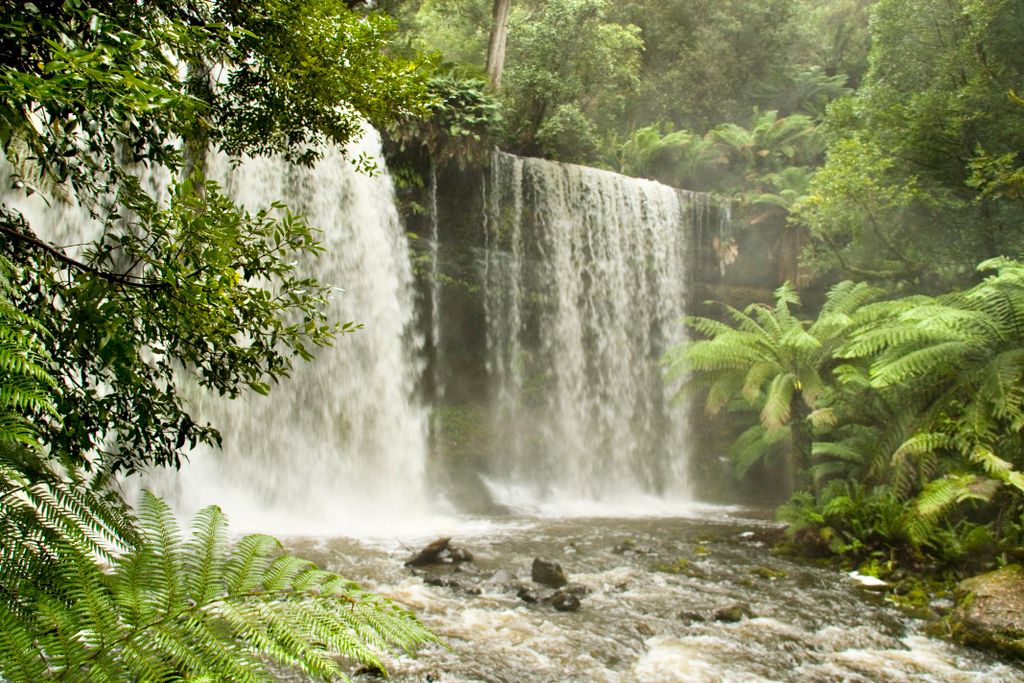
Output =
[
  {"x1": 516, "y1": 585, "x2": 542, "y2": 604},
  {"x1": 714, "y1": 604, "x2": 755, "y2": 622},
  {"x1": 404, "y1": 538, "x2": 451, "y2": 567},
  {"x1": 532, "y1": 557, "x2": 569, "y2": 588},
  {"x1": 552, "y1": 591, "x2": 582, "y2": 612}
]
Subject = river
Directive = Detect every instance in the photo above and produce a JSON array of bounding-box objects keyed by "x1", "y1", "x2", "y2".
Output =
[{"x1": 279, "y1": 508, "x2": 1022, "y2": 682}]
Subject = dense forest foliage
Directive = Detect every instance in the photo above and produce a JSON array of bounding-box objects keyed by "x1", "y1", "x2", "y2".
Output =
[
  {"x1": 3, "y1": 0, "x2": 1024, "y2": 677},
  {"x1": 662, "y1": 0, "x2": 1024, "y2": 582}
]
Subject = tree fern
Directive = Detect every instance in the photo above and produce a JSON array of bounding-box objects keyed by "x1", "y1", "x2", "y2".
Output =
[
  {"x1": 666, "y1": 281, "x2": 875, "y2": 482},
  {"x1": 0, "y1": 490, "x2": 439, "y2": 682}
]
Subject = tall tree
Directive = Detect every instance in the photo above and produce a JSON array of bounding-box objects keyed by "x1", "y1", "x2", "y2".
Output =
[
  {"x1": 486, "y1": 0, "x2": 512, "y2": 90},
  {"x1": 0, "y1": 1, "x2": 440, "y2": 678}
]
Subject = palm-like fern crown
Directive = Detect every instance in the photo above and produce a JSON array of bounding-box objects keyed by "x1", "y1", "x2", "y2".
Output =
[
  {"x1": 833, "y1": 258, "x2": 1024, "y2": 525},
  {"x1": 666, "y1": 280, "x2": 880, "y2": 429},
  {"x1": 841, "y1": 259, "x2": 1024, "y2": 456}
]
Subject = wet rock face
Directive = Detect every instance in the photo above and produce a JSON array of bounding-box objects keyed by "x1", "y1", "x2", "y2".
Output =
[
  {"x1": 953, "y1": 565, "x2": 1024, "y2": 659},
  {"x1": 532, "y1": 558, "x2": 569, "y2": 588}
]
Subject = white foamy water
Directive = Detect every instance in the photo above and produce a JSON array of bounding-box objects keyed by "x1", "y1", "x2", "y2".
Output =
[{"x1": 278, "y1": 515, "x2": 1023, "y2": 683}]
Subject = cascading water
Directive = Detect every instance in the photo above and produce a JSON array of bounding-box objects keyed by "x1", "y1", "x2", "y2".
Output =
[
  {"x1": 482, "y1": 152, "x2": 727, "y2": 509},
  {"x1": 151, "y1": 131, "x2": 435, "y2": 536}
]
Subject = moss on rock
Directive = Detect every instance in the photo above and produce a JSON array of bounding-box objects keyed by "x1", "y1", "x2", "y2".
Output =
[{"x1": 950, "y1": 565, "x2": 1024, "y2": 660}]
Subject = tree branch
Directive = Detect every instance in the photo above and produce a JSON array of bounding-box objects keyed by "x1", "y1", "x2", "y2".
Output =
[
  {"x1": 818, "y1": 231, "x2": 909, "y2": 280},
  {"x1": 0, "y1": 224, "x2": 168, "y2": 290}
]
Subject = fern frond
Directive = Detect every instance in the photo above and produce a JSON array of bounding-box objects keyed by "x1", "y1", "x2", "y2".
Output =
[
  {"x1": 772, "y1": 282, "x2": 801, "y2": 317},
  {"x1": 705, "y1": 371, "x2": 745, "y2": 415},
  {"x1": 891, "y1": 432, "x2": 950, "y2": 464},
  {"x1": 682, "y1": 315, "x2": 736, "y2": 339},
  {"x1": 740, "y1": 361, "x2": 776, "y2": 403},
  {"x1": 0, "y1": 478, "x2": 440, "y2": 683},
  {"x1": 870, "y1": 340, "x2": 970, "y2": 387},
  {"x1": 914, "y1": 474, "x2": 991, "y2": 520},
  {"x1": 760, "y1": 373, "x2": 795, "y2": 430},
  {"x1": 807, "y1": 407, "x2": 837, "y2": 430},
  {"x1": 183, "y1": 503, "x2": 229, "y2": 606},
  {"x1": 812, "y1": 440, "x2": 866, "y2": 463},
  {"x1": 729, "y1": 424, "x2": 780, "y2": 478}
]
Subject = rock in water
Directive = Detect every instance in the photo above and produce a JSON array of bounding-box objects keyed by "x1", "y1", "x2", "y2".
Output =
[
  {"x1": 532, "y1": 558, "x2": 569, "y2": 588},
  {"x1": 404, "y1": 538, "x2": 451, "y2": 567},
  {"x1": 516, "y1": 586, "x2": 542, "y2": 604},
  {"x1": 450, "y1": 547, "x2": 474, "y2": 563},
  {"x1": 714, "y1": 604, "x2": 754, "y2": 622},
  {"x1": 551, "y1": 591, "x2": 581, "y2": 612},
  {"x1": 952, "y1": 565, "x2": 1024, "y2": 659}
]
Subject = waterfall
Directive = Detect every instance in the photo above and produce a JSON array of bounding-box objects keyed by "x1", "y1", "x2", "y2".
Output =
[
  {"x1": 427, "y1": 164, "x2": 445, "y2": 406},
  {"x1": 4, "y1": 131, "x2": 434, "y2": 534},
  {"x1": 481, "y1": 152, "x2": 724, "y2": 509},
  {"x1": 157, "y1": 132, "x2": 431, "y2": 535}
]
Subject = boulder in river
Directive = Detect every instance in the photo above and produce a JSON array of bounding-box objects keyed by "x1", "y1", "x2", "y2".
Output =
[
  {"x1": 532, "y1": 557, "x2": 569, "y2": 588},
  {"x1": 714, "y1": 604, "x2": 755, "y2": 622},
  {"x1": 404, "y1": 538, "x2": 474, "y2": 567},
  {"x1": 404, "y1": 538, "x2": 452, "y2": 566},
  {"x1": 951, "y1": 565, "x2": 1024, "y2": 659},
  {"x1": 551, "y1": 590, "x2": 582, "y2": 612}
]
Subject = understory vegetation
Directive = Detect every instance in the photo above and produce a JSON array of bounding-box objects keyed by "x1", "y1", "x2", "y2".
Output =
[
  {"x1": 661, "y1": 0, "x2": 1024, "y2": 583},
  {"x1": 666, "y1": 260, "x2": 1024, "y2": 573}
]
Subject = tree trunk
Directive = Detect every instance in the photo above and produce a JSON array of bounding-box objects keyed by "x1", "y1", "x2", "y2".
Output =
[
  {"x1": 485, "y1": 0, "x2": 512, "y2": 91},
  {"x1": 790, "y1": 397, "x2": 814, "y2": 491},
  {"x1": 184, "y1": 59, "x2": 212, "y2": 184}
]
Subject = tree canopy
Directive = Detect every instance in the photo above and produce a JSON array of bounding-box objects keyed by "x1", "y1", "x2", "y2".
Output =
[{"x1": 797, "y1": 0, "x2": 1024, "y2": 289}]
